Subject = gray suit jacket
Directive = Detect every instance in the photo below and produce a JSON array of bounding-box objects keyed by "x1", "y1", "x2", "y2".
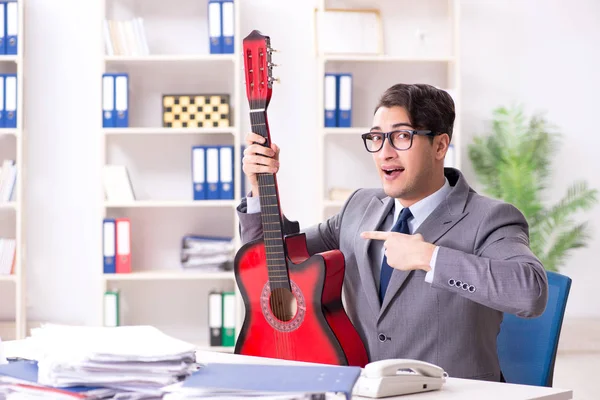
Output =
[{"x1": 236, "y1": 168, "x2": 548, "y2": 381}]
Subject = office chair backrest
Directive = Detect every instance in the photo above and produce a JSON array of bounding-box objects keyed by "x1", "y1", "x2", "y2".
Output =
[{"x1": 496, "y1": 270, "x2": 572, "y2": 387}]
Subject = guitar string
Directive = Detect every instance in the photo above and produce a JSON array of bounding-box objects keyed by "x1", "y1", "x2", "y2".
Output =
[
  {"x1": 250, "y1": 89, "x2": 291, "y2": 358},
  {"x1": 255, "y1": 94, "x2": 291, "y2": 360}
]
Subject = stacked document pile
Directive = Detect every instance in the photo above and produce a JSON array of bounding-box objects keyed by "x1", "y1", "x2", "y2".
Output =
[
  {"x1": 7, "y1": 324, "x2": 199, "y2": 398},
  {"x1": 34, "y1": 325, "x2": 198, "y2": 391},
  {"x1": 180, "y1": 235, "x2": 234, "y2": 271},
  {"x1": 0, "y1": 366, "x2": 119, "y2": 399}
]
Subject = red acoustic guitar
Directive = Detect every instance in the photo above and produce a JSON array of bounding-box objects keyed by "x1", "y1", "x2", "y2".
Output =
[{"x1": 233, "y1": 30, "x2": 369, "y2": 367}]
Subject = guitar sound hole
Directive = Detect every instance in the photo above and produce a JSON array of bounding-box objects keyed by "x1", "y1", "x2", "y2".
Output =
[{"x1": 269, "y1": 288, "x2": 297, "y2": 322}]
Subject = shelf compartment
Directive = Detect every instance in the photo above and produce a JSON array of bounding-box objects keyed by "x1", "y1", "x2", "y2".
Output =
[
  {"x1": 0, "y1": 55, "x2": 18, "y2": 63},
  {"x1": 103, "y1": 270, "x2": 234, "y2": 281},
  {"x1": 0, "y1": 275, "x2": 17, "y2": 282},
  {"x1": 105, "y1": 200, "x2": 237, "y2": 208},
  {"x1": 104, "y1": 127, "x2": 236, "y2": 136},
  {"x1": 324, "y1": 55, "x2": 455, "y2": 63},
  {"x1": 105, "y1": 54, "x2": 237, "y2": 63},
  {"x1": 0, "y1": 129, "x2": 18, "y2": 137},
  {"x1": 0, "y1": 202, "x2": 17, "y2": 210}
]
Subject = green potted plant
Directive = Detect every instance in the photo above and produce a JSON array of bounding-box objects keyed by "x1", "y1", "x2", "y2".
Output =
[{"x1": 468, "y1": 105, "x2": 598, "y2": 272}]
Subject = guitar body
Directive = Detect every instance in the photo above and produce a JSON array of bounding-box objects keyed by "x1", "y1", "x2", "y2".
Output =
[
  {"x1": 234, "y1": 233, "x2": 369, "y2": 367},
  {"x1": 234, "y1": 29, "x2": 368, "y2": 368}
]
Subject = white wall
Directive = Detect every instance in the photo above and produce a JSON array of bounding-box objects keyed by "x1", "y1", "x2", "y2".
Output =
[
  {"x1": 21, "y1": 0, "x2": 600, "y2": 327},
  {"x1": 459, "y1": 0, "x2": 600, "y2": 318},
  {"x1": 24, "y1": 0, "x2": 104, "y2": 324}
]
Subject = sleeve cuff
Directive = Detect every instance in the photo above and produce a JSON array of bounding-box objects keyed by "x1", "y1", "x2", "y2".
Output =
[
  {"x1": 425, "y1": 246, "x2": 439, "y2": 283},
  {"x1": 246, "y1": 195, "x2": 261, "y2": 214}
]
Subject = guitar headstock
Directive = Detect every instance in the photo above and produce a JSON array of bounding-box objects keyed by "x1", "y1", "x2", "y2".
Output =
[{"x1": 243, "y1": 30, "x2": 277, "y2": 109}]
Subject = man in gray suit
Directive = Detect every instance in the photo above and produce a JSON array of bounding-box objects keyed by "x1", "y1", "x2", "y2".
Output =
[{"x1": 237, "y1": 83, "x2": 548, "y2": 381}]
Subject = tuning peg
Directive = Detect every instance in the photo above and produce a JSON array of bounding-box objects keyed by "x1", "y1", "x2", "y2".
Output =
[
  {"x1": 269, "y1": 62, "x2": 280, "y2": 68},
  {"x1": 269, "y1": 48, "x2": 280, "y2": 53},
  {"x1": 269, "y1": 77, "x2": 281, "y2": 84}
]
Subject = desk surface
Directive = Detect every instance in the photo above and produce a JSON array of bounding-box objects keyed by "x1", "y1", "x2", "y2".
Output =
[
  {"x1": 2, "y1": 340, "x2": 573, "y2": 400},
  {"x1": 196, "y1": 350, "x2": 573, "y2": 400}
]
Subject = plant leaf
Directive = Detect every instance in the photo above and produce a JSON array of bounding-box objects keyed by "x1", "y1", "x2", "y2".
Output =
[
  {"x1": 467, "y1": 104, "x2": 599, "y2": 272},
  {"x1": 541, "y1": 222, "x2": 592, "y2": 272}
]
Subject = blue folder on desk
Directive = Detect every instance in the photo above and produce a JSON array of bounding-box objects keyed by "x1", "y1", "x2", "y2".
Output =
[
  {"x1": 0, "y1": 360, "x2": 110, "y2": 396},
  {"x1": 0, "y1": 359, "x2": 38, "y2": 382},
  {"x1": 182, "y1": 362, "x2": 361, "y2": 400}
]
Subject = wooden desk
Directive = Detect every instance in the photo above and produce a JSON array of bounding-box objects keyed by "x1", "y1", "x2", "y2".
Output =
[{"x1": 2, "y1": 340, "x2": 573, "y2": 400}]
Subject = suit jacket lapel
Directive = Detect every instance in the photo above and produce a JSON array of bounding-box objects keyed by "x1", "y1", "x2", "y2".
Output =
[
  {"x1": 378, "y1": 169, "x2": 471, "y2": 320},
  {"x1": 353, "y1": 195, "x2": 394, "y2": 317},
  {"x1": 415, "y1": 202, "x2": 469, "y2": 244}
]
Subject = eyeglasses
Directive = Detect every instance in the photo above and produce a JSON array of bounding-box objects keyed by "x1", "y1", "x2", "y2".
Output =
[{"x1": 361, "y1": 130, "x2": 440, "y2": 153}]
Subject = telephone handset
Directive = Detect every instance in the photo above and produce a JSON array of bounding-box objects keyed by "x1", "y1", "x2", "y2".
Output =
[{"x1": 353, "y1": 359, "x2": 448, "y2": 398}]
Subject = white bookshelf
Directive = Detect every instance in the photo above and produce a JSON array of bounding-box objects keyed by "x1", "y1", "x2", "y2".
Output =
[
  {"x1": 0, "y1": 275, "x2": 17, "y2": 283},
  {"x1": 0, "y1": 202, "x2": 17, "y2": 210},
  {"x1": 0, "y1": 55, "x2": 17, "y2": 63},
  {"x1": 103, "y1": 127, "x2": 236, "y2": 136},
  {"x1": 0, "y1": 129, "x2": 17, "y2": 136},
  {"x1": 0, "y1": 0, "x2": 25, "y2": 340},
  {"x1": 99, "y1": 0, "x2": 242, "y2": 351},
  {"x1": 104, "y1": 200, "x2": 237, "y2": 208},
  {"x1": 315, "y1": 0, "x2": 461, "y2": 220},
  {"x1": 102, "y1": 270, "x2": 234, "y2": 281},
  {"x1": 105, "y1": 54, "x2": 237, "y2": 63},
  {"x1": 323, "y1": 55, "x2": 456, "y2": 63}
]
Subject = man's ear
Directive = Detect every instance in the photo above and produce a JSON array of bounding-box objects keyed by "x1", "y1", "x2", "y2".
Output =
[{"x1": 436, "y1": 134, "x2": 450, "y2": 161}]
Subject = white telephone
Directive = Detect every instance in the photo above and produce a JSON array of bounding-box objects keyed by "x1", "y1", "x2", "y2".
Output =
[{"x1": 352, "y1": 359, "x2": 448, "y2": 398}]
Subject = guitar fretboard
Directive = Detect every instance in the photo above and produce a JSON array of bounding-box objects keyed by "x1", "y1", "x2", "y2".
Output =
[{"x1": 251, "y1": 108, "x2": 291, "y2": 291}]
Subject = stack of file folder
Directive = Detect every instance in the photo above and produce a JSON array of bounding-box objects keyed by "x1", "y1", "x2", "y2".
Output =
[
  {"x1": 29, "y1": 325, "x2": 198, "y2": 395},
  {"x1": 180, "y1": 235, "x2": 234, "y2": 271}
]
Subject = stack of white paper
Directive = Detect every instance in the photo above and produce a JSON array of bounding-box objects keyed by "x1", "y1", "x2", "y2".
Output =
[{"x1": 30, "y1": 325, "x2": 198, "y2": 393}]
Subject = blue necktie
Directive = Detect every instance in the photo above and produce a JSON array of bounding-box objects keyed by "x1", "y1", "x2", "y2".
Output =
[{"x1": 379, "y1": 207, "x2": 412, "y2": 303}]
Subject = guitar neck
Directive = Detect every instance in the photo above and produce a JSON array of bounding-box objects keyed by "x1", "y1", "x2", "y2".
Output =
[{"x1": 250, "y1": 106, "x2": 291, "y2": 291}]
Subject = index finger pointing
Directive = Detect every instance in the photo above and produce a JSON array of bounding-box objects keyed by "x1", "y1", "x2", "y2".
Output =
[{"x1": 361, "y1": 231, "x2": 390, "y2": 241}]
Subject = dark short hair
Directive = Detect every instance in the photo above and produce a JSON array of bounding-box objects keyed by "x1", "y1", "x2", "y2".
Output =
[{"x1": 374, "y1": 83, "x2": 455, "y2": 142}]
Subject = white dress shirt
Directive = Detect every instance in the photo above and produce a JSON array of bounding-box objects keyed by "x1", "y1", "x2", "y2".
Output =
[
  {"x1": 373, "y1": 178, "x2": 452, "y2": 285},
  {"x1": 245, "y1": 178, "x2": 452, "y2": 285}
]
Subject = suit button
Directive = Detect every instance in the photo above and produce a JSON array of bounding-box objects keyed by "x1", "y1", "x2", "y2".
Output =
[
  {"x1": 455, "y1": 280, "x2": 462, "y2": 287},
  {"x1": 448, "y1": 279, "x2": 455, "y2": 286},
  {"x1": 462, "y1": 283, "x2": 469, "y2": 290},
  {"x1": 468, "y1": 285, "x2": 476, "y2": 293},
  {"x1": 378, "y1": 333, "x2": 386, "y2": 342}
]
